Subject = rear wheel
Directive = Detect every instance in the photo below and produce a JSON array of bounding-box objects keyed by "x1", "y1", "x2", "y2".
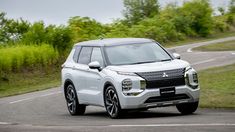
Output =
[
  {"x1": 104, "y1": 86, "x2": 122, "y2": 118},
  {"x1": 65, "y1": 84, "x2": 86, "y2": 115},
  {"x1": 176, "y1": 101, "x2": 199, "y2": 115}
]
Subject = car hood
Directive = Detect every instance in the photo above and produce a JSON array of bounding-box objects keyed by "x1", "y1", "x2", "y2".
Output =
[{"x1": 106, "y1": 59, "x2": 190, "y2": 73}]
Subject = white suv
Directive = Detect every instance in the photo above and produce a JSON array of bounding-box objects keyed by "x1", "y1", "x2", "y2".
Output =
[{"x1": 61, "y1": 38, "x2": 200, "y2": 118}]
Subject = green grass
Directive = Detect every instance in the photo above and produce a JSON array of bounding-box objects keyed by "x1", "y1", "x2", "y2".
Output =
[
  {"x1": 164, "y1": 31, "x2": 235, "y2": 48},
  {"x1": 0, "y1": 44, "x2": 59, "y2": 73},
  {"x1": 0, "y1": 68, "x2": 60, "y2": 98},
  {"x1": 199, "y1": 64, "x2": 235, "y2": 108},
  {"x1": 194, "y1": 40, "x2": 235, "y2": 51}
]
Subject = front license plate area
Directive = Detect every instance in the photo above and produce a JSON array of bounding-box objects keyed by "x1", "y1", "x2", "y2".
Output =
[{"x1": 160, "y1": 87, "x2": 175, "y2": 96}]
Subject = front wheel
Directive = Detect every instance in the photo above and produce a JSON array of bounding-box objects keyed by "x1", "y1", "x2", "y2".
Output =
[
  {"x1": 176, "y1": 101, "x2": 199, "y2": 115},
  {"x1": 104, "y1": 86, "x2": 122, "y2": 118},
  {"x1": 65, "y1": 84, "x2": 86, "y2": 115}
]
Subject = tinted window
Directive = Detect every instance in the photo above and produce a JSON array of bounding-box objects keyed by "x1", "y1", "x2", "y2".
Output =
[
  {"x1": 91, "y1": 47, "x2": 104, "y2": 67},
  {"x1": 73, "y1": 46, "x2": 81, "y2": 62},
  {"x1": 78, "y1": 47, "x2": 92, "y2": 65}
]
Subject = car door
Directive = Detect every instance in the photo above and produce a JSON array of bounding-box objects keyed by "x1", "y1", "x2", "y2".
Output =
[
  {"x1": 73, "y1": 46, "x2": 93, "y2": 104},
  {"x1": 85, "y1": 47, "x2": 105, "y2": 105}
]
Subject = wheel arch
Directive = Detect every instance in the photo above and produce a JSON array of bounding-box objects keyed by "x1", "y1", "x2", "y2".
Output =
[
  {"x1": 103, "y1": 81, "x2": 115, "y2": 102},
  {"x1": 103, "y1": 81, "x2": 114, "y2": 95},
  {"x1": 64, "y1": 79, "x2": 74, "y2": 94}
]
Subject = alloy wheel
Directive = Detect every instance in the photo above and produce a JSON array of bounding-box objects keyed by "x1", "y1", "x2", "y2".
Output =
[
  {"x1": 105, "y1": 87, "x2": 120, "y2": 118},
  {"x1": 66, "y1": 85, "x2": 77, "y2": 114}
]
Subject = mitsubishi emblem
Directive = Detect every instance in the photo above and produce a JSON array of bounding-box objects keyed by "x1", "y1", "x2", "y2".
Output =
[{"x1": 162, "y1": 72, "x2": 168, "y2": 77}]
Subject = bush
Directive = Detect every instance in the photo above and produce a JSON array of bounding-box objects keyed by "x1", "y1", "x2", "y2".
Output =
[
  {"x1": 0, "y1": 44, "x2": 58, "y2": 73},
  {"x1": 68, "y1": 16, "x2": 106, "y2": 42},
  {"x1": 213, "y1": 16, "x2": 230, "y2": 32},
  {"x1": 127, "y1": 13, "x2": 185, "y2": 43},
  {"x1": 105, "y1": 21, "x2": 130, "y2": 38},
  {"x1": 180, "y1": 0, "x2": 214, "y2": 37},
  {"x1": 21, "y1": 22, "x2": 73, "y2": 55}
]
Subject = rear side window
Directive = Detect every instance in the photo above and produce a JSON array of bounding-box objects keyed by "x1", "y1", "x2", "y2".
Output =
[
  {"x1": 78, "y1": 47, "x2": 92, "y2": 65},
  {"x1": 73, "y1": 46, "x2": 81, "y2": 62}
]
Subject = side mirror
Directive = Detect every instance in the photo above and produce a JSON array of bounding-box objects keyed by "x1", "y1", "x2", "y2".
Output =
[
  {"x1": 88, "y1": 61, "x2": 101, "y2": 71},
  {"x1": 173, "y1": 53, "x2": 181, "y2": 59}
]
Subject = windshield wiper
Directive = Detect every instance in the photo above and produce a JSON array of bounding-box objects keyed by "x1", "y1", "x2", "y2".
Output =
[{"x1": 161, "y1": 59, "x2": 172, "y2": 62}]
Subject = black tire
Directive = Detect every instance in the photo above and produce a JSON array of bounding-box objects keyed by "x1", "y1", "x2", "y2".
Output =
[
  {"x1": 176, "y1": 101, "x2": 199, "y2": 115},
  {"x1": 65, "y1": 84, "x2": 86, "y2": 115},
  {"x1": 104, "y1": 86, "x2": 122, "y2": 119}
]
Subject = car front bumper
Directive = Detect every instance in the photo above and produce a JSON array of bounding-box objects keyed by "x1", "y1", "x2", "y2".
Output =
[{"x1": 118, "y1": 85, "x2": 200, "y2": 109}]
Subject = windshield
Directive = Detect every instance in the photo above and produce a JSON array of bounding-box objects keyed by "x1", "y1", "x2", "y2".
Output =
[{"x1": 105, "y1": 43, "x2": 172, "y2": 65}]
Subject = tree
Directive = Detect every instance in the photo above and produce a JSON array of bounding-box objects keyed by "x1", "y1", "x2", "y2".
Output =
[
  {"x1": 21, "y1": 21, "x2": 47, "y2": 44},
  {"x1": 229, "y1": 0, "x2": 235, "y2": 13},
  {"x1": 0, "y1": 12, "x2": 30, "y2": 43},
  {"x1": 48, "y1": 26, "x2": 74, "y2": 54},
  {"x1": 21, "y1": 21, "x2": 73, "y2": 54},
  {"x1": 123, "y1": 0, "x2": 160, "y2": 25},
  {"x1": 105, "y1": 19, "x2": 130, "y2": 38},
  {"x1": 218, "y1": 7, "x2": 225, "y2": 15},
  {"x1": 180, "y1": 0, "x2": 213, "y2": 37},
  {"x1": 68, "y1": 16, "x2": 106, "y2": 42}
]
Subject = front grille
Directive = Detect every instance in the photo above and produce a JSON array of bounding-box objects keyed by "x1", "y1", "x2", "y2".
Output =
[
  {"x1": 136, "y1": 68, "x2": 185, "y2": 89},
  {"x1": 144, "y1": 94, "x2": 189, "y2": 103}
]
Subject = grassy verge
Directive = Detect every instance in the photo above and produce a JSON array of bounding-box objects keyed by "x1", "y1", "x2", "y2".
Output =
[
  {"x1": 0, "y1": 68, "x2": 60, "y2": 98},
  {"x1": 165, "y1": 31, "x2": 235, "y2": 48},
  {"x1": 199, "y1": 64, "x2": 235, "y2": 108},
  {"x1": 194, "y1": 40, "x2": 235, "y2": 51}
]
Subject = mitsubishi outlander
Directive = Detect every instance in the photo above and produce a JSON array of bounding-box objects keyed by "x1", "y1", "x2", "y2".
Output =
[{"x1": 61, "y1": 38, "x2": 200, "y2": 118}]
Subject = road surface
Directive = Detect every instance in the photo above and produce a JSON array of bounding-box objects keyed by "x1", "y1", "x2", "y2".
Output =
[{"x1": 0, "y1": 37, "x2": 235, "y2": 132}]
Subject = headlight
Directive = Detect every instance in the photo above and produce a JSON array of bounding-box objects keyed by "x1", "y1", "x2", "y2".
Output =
[
  {"x1": 185, "y1": 67, "x2": 199, "y2": 89},
  {"x1": 192, "y1": 73, "x2": 198, "y2": 83},
  {"x1": 122, "y1": 79, "x2": 132, "y2": 91},
  {"x1": 122, "y1": 79, "x2": 145, "y2": 96}
]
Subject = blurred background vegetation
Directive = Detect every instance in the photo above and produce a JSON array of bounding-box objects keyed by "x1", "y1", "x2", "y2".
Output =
[{"x1": 0, "y1": 0, "x2": 235, "y2": 97}]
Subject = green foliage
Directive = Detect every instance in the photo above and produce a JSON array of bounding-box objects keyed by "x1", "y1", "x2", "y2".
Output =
[
  {"x1": 68, "y1": 16, "x2": 106, "y2": 42},
  {"x1": 218, "y1": 7, "x2": 225, "y2": 15},
  {"x1": 21, "y1": 22, "x2": 73, "y2": 54},
  {"x1": 0, "y1": 12, "x2": 30, "y2": 43},
  {"x1": 229, "y1": 0, "x2": 235, "y2": 13},
  {"x1": 21, "y1": 21, "x2": 47, "y2": 44},
  {"x1": 106, "y1": 0, "x2": 216, "y2": 43},
  {"x1": 227, "y1": 14, "x2": 235, "y2": 26},
  {"x1": 129, "y1": 15, "x2": 184, "y2": 43},
  {"x1": 0, "y1": 44, "x2": 58, "y2": 73},
  {"x1": 180, "y1": 0, "x2": 213, "y2": 37},
  {"x1": 123, "y1": 0, "x2": 160, "y2": 25},
  {"x1": 105, "y1": 21, "x2": 130, "y2": 38},
  {"x1": 48, "y1": 25, "x2": 74, "y2": 54},
  {"x1": 213, "y1": 16, "x2": 230, "y2": 32}
]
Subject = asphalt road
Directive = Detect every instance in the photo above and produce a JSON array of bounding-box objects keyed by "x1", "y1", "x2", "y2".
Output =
[{"x1": 1, "y1": 37, "x2": 235, "y2": 132}]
